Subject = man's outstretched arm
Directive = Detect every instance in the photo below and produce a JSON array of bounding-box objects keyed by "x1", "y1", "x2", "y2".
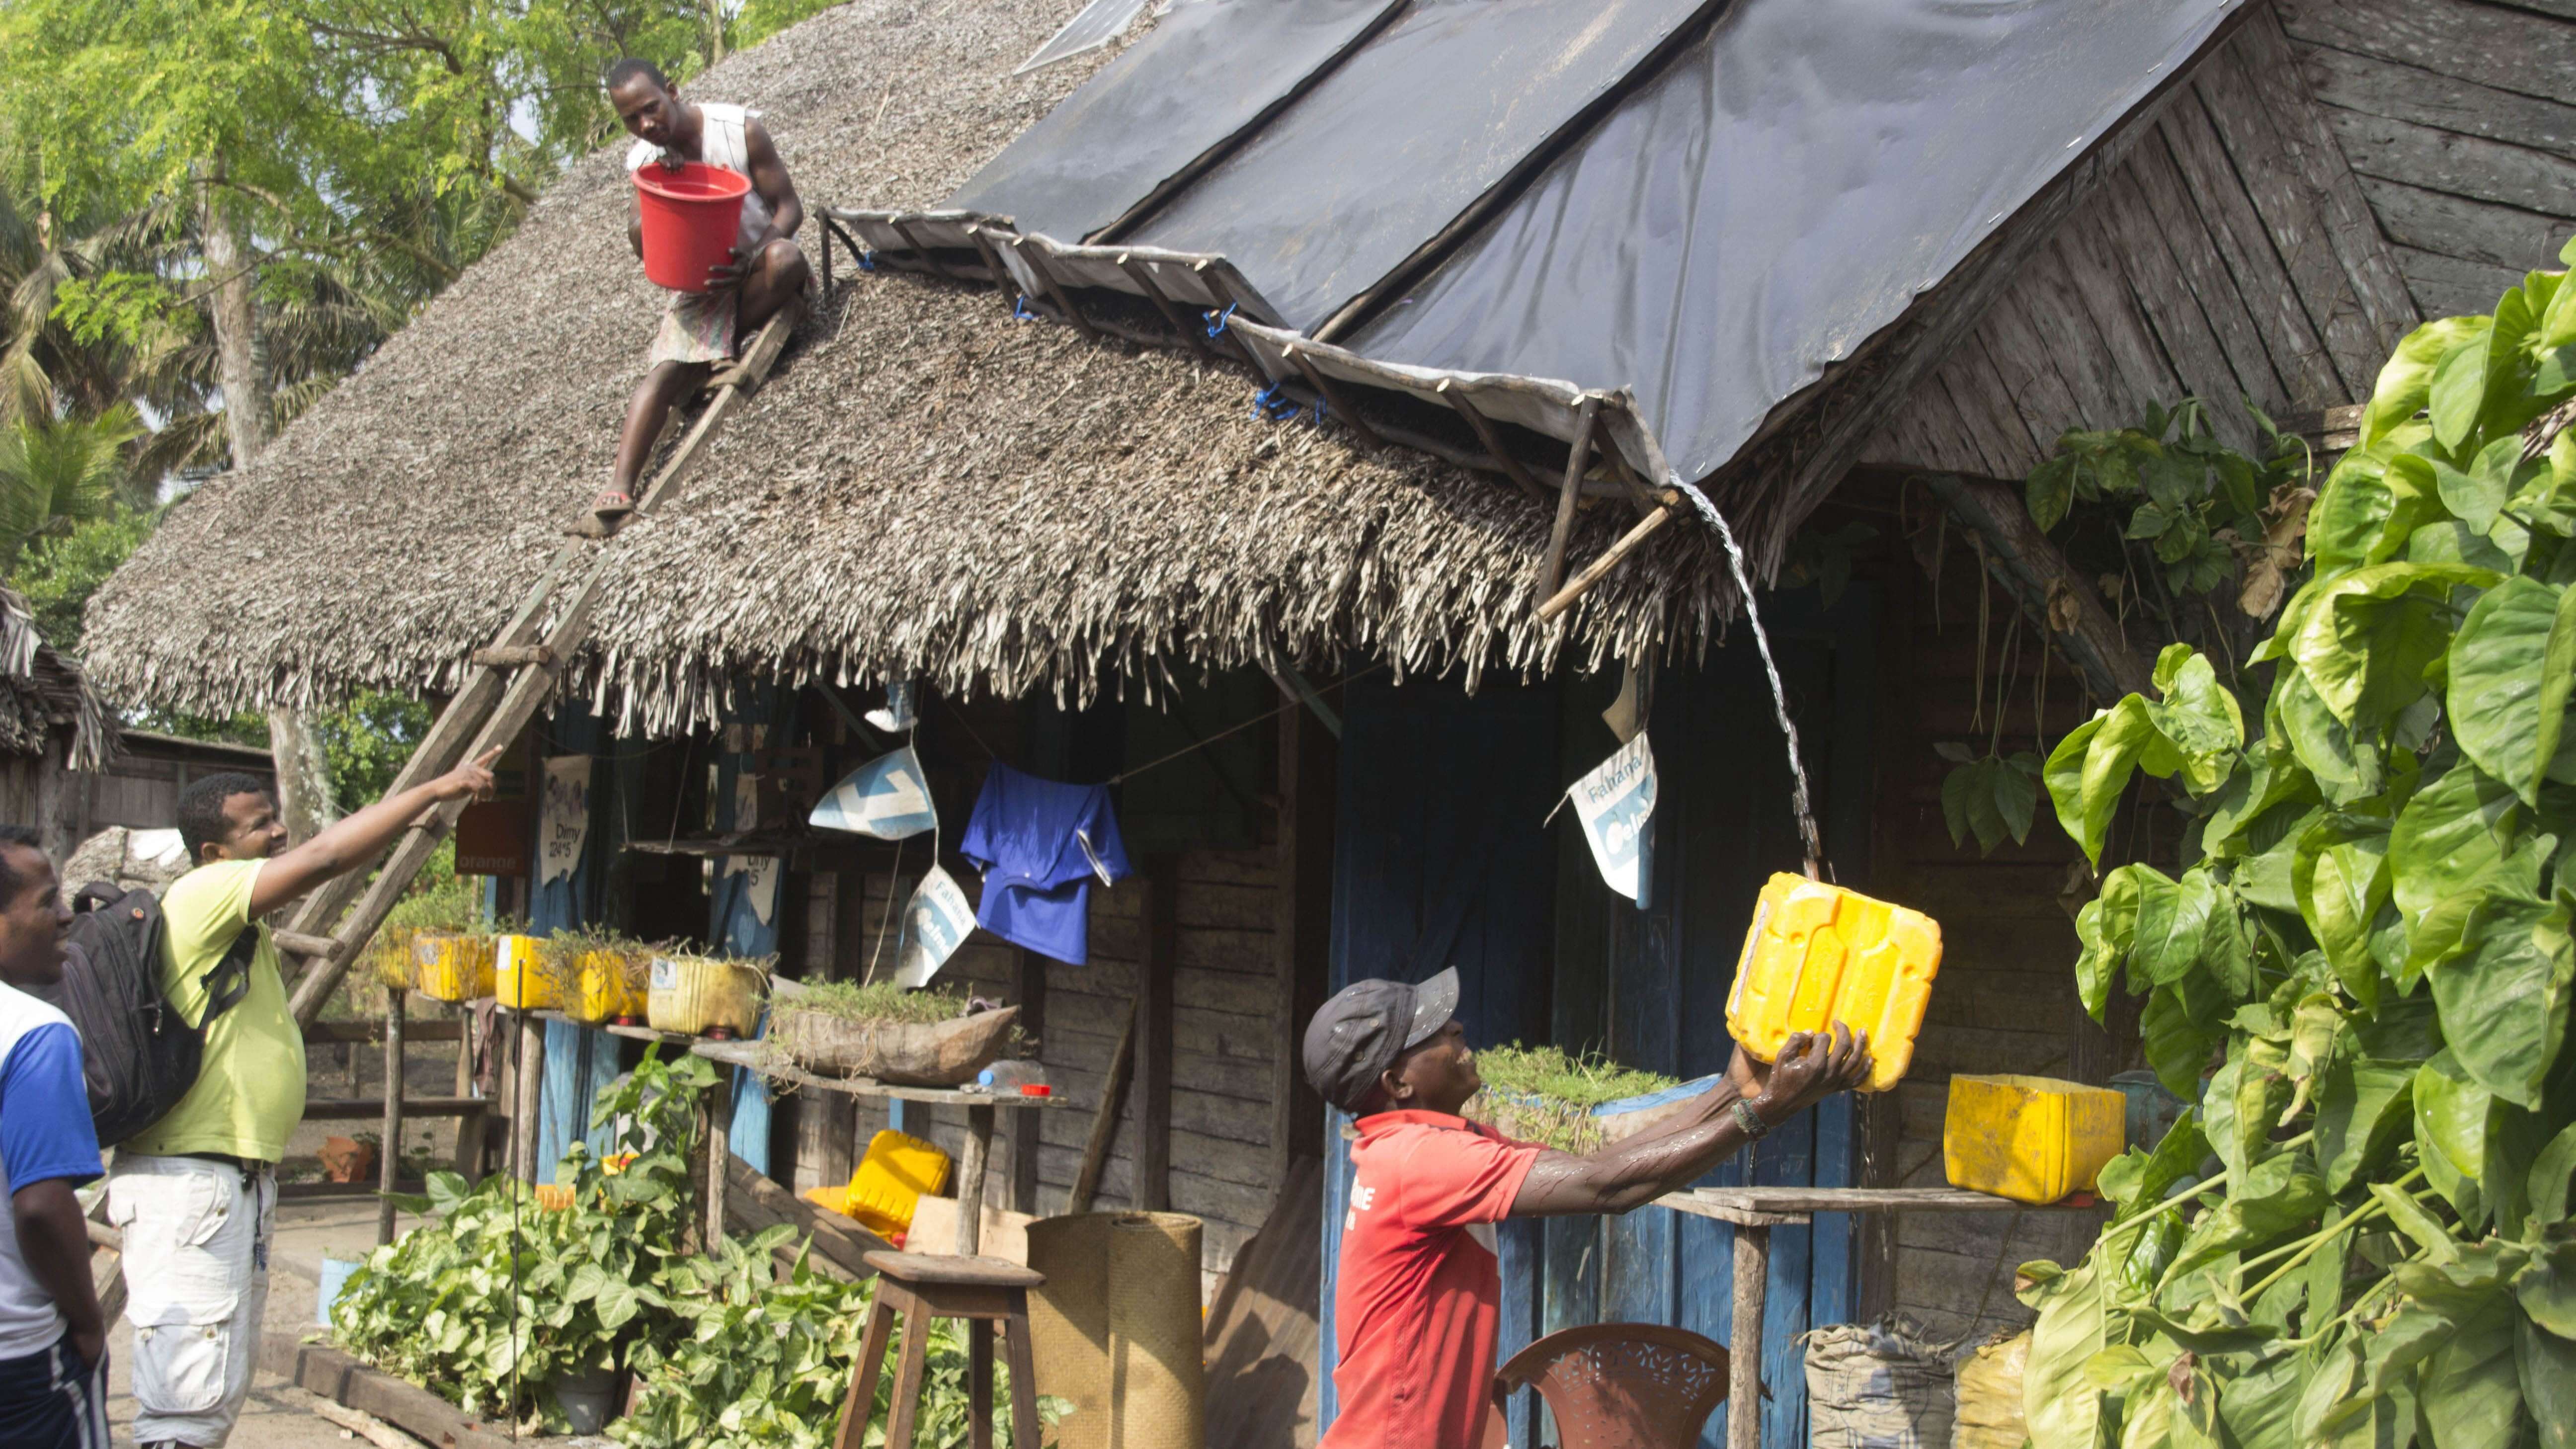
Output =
[
  {"x1": 247, "y1": 748, "x2": 501, "y2": 917},
  {"x1": 1509, "y1": 1025, "x2": 1871, "y2": 1218},
  {"x1": 743, "y1": 119, "x2": 802, "y2": 240}
]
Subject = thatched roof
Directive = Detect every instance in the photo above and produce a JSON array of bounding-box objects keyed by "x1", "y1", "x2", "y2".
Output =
[
  {"x1": 83, "y1": 0, "x2": 1725, "y2": 734},
  {"x1": 0, "y1": 586, "x2": 114, "y2": 768}
]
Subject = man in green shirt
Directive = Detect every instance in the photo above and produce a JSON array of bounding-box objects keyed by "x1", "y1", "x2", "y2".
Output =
[{"x1": 110, "y1": 750, "x2": 496, "y2": 1449}]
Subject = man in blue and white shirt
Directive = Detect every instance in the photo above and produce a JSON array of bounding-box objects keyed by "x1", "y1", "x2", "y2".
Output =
[{"x1": 0, "y1": 824, "x2": 107, "y2": 1449}]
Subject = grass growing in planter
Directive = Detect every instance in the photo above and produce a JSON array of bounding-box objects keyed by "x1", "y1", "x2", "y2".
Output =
[
  {"x1": 1462, "y1": 1044, "x2": 1682, "y2": 1153},
  {"x1": 786, "y1": 979, "x2": 978, "y2": 1024}
]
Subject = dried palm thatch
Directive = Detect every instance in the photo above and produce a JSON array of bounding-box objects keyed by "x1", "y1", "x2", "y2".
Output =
[
  {"x1": 0, "y1": 585, "x2": 114, "y2": 768},
  {"x1": 82, "y1": 0, "x2": 1730, "y2": 734}
]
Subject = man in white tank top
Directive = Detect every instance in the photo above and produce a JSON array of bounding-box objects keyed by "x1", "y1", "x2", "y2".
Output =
[{"x1": 597, "y1": 58, "x2": 809, "y2": 527}]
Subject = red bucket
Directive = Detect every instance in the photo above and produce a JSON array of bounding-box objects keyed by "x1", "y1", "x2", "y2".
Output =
[{"x1": 634, "y1": 162, "x2": 750, "y2": 293}]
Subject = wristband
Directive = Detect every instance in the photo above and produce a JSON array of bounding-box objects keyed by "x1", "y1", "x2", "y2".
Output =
[{"x1": 1730, "y1": 1097, "x2": 1771, "y2": 1140}]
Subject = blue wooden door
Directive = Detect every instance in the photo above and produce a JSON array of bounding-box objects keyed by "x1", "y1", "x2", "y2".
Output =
[{"x1": 1319, "y1": 675, "x2": 1560, "y2": 1441}]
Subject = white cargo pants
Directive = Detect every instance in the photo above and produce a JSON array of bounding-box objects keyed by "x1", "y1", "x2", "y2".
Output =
[{"x1": 106, "y1": 1155, "x2": 275, "y2": 1448}]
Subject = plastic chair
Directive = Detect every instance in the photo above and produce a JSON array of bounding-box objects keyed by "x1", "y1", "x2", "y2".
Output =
[{"x1": 1492, "y1": 1323, "x2": 1731, "y2": 1449}]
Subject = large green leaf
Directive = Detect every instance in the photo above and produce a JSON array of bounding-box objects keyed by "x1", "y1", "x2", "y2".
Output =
[
  {"x1": 2431, "y1": 332, "x2": 2494, "y2": 451},
  {"x1": 2077, "y1": 867, "x2": 2151, "y2": 1022},
  {"x1": 2516, "y1": 1312, "x2": 2576, "y2": 1449},
  {"x1": 2427, "y1": 891, "x2": 2574, "y2": 1110},
  {"x1": 2101, "y1": 1109, "x2": 2209, "y2": 1221},
  {"x1": 2294, "y1": 814, "x2": 2393, "y2": 1005},
  {"x1": 2316, "y1": 1056, "x2": 2417, "y2": 1192},
  {"x1": 2291, "y1": 563, "x2": 2501, "y2": 728},
  {"x1": 2521, "y1": 1240, "x2": 2576, "y2": 1338},
  {"x1": 2531, "y1": 1122, "x2": 2576, "y2": 1223},
  {"x1": 2416, "y1": 1050, "x2": 2497, "y2": 1181},
  {"x1": 2133, "y1": 868, "x2": 2219, "y2": 990},
  {"x1": 2362, "y1": 318, "x2": 2491, "y2": 455},
  {"x1": 2390, "y1": 764, "x2": 2530, "y2": 978},
  {"x1": 2448, "y1": 576, "x2": 2576, "y2": 805},
  {"x1": 2166, "y1": 1154, "x2": 2328, "y2": 1281},
  {"x1": 2144, "y1": 982, "x2": 2224, "y2": 1099},
  {"x1": 2272, "y1": 666, "x2": 2383, "y2": 805},
  {"x1": 2024, "y1": 1262, "x2": 2110, "y2": 1449},
  {"x1": 2201, "y1": 747, "x2": 2320, "y2": 862},
  {"x1": 2210, "y1": 1345, "x2": 2303, "y2": 1449},
  {"x1": 2420, "y1": 1294, "x2": 2525, "y2": 1449},
  {"x1": 2150, "y1": 644, "x2": 2248, "y2": 758}
]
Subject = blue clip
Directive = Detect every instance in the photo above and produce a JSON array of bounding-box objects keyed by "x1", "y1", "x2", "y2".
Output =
[
  {"x1": 858, "y1": 249, "x2": 878, "y2": 272},
  {"x1": 1013, "y1": 294, "x2": 1039, "y2": 322},
  {"x1": 1204, "y1": 302, "x2": 1238, "y2": 339},
  {"x1": 1251, "y1": 384, "x2": 1303, "y2": 422}
]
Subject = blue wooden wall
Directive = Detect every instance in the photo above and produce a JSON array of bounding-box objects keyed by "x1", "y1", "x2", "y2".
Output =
[
  {"x1": 708, "y1": 688, "x2": 799, "y2": 1174},
  {"x1": 1317, "y1": 585, "x2": 1878, "y2": 1449},
  {"x1": 532, "y1": 704, "x2": 623, "y2": 1181}
]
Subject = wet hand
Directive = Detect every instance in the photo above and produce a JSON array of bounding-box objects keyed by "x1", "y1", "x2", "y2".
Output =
[{"x1": 1732, "y1": 1022, "x2": 1872, "y2": 1124}]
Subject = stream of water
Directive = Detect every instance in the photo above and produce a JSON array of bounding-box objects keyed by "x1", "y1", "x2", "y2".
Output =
[{"x1": 1672, "y1": 479, "x2": 1825, "y2": 881}]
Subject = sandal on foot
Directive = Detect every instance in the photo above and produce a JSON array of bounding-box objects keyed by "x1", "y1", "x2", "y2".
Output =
[{"x1": 592, "y1": 488, "x2": 635, "y2": 521}]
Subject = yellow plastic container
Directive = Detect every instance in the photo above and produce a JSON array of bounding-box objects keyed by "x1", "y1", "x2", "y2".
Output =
[
  {"x1": 1725, "y1": 874, "x2": 1941, "y2": 1092},
  {"x1": 568, "y1": 949, "x2": 649, "y2": 1024},
  {"x1": 646, "y1": 954, "x2": 765, "y2": 1037},
  {"x1": 411, "y1": 933, "x2": 497, "y2": 1003},
  {"x1": 834, "y1": 1128, "x2": 950, "y2": 1239},
  {"x1": 495, "y1": 934, "x2": 564, "y2": 1011},
  {"x1": 1943, "y1": 1074, "x2": 2126, "y2": 1205}
]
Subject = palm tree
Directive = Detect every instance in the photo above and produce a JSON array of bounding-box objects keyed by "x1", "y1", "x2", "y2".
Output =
[{"x1": 0, "y1": 402, "x2": 139, "y2": 566}]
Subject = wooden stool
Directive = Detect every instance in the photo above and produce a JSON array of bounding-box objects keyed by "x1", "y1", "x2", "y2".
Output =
[{"x1": 835, "y1": 1250, "x2": 1046, "y2": 1449}]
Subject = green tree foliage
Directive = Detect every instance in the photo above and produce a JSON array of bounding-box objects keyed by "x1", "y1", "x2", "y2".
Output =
[
  {"x1": 8, "y1": 506, "x2": 156, "y2": 651},
  {"x1": 0, "y1": 406, "x2": 139, "y2": 565},
  {"x1": 2022, "y1": 248, "x2": 2576, "y2": 1449}
]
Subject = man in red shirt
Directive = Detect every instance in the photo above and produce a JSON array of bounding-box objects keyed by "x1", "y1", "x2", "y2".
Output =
[{"x1": 1302, "y1": 967, "x2": 1872, "y2": 1449}]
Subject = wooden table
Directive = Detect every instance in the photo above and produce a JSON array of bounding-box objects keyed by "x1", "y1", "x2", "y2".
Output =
[
  {"x1": 1657, "y1": 1186, "x2": 2101, "y2": 1449},
  {"x1": 526, "y1": 1011, "x2": 1059, "y2": 1255}
]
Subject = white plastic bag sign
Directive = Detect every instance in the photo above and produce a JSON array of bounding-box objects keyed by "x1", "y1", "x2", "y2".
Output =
[
  {"x1": 891, "y1": 866, "x2": 976, "y2": 987},
  {"x1": 540, "y1": 755, "x2": 590, "y2": 886},
  {"x1": 1563, "y1": 732, "x2": 1657, "y2": 901},
  {"x1": 808, "y1": 745, "x2": 937, "y2": 839}
]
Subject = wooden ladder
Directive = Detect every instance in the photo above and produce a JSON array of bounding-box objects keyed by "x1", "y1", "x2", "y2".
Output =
[{"x1": 274, "y1": 312, "x2": 800, "y2": 1029}]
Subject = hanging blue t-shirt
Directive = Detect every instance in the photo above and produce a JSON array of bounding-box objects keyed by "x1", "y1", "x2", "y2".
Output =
[{"x1": 960, "y1": 763, "x2": 1131, "y2": 965}]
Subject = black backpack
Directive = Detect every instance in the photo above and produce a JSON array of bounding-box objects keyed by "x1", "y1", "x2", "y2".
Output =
[{"x1": 35, "y1": 882, "x2": 258, "y2": 1146}]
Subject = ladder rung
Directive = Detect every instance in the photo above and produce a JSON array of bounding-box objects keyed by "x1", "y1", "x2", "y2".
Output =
[
  {"x1": 470, "y1": 644, "x2": 558, "y2": 669},
  {"x1": 272, "y1": 928, "x2": 342, "y2": 960}
]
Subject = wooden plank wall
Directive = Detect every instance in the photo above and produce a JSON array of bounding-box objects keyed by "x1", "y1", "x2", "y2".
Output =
[
  {"x1": 1839, "y1": 487, "x2": 2122, "y2": 1345},
  {"x1": 2279, "y1": 0, "x2": 2576, "y2": 320},
  {"x1": 823, "y1": 853, "x2": 1284, "y2": 1285},
  {"x1": 1864, "y1": 7, "x2": 2417, "y2": 479}
]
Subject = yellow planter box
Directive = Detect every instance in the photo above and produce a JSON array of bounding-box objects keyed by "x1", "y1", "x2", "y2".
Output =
[
  {"x1": 1725, "y1": 874, "x2": 1941, "y2": 1093},
  {"x1": 645, "y1": 955, "x2": 764, "y2": 1038},
  {"x1": 495, "y1": 934, "x2": 565, "y2": 1011},
  {"x1": 411, "y1": 933, "x2": 497, "y2": 1003},
  {"x1": 1943, "y1": 1074, "x2": 2126, "y2": 1205},
  {"x1": 567, "y1": 949, "x2": 649, "y2": 1024}
]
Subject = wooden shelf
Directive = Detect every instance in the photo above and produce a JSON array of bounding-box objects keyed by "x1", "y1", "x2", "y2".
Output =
[
  {"x1": 1660, "y1": 1184, "x2": 2100, "y2": 1227},
  {"x1": 524, "y1": 1009, "x2": 1060, "y2": 1109}
]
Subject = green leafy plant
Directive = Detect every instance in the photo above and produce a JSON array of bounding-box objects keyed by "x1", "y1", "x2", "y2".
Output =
[
  {"x1": 2022, "y1": 252, "x2": 2576, "y2": 1449},
  {"x1": 332, "y1": 1049, "x2": 714, "y2": 1428},
  {"x1": 778, "y1": 979, "x2": 974, "y2": 1025}
]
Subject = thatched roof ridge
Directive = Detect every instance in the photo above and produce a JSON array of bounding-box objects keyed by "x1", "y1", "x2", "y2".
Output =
[{"x1": 84, "y1": 0, "x2": 1722, "y2": 732}]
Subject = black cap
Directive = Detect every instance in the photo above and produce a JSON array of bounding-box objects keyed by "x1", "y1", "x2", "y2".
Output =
[{"x1": 1300, "y1": 966, "x2": 1459, "y2": 1114}]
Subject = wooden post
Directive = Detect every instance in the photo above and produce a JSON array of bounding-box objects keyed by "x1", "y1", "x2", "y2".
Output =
[
  {"x1": 1730, "y1": 1223, "x2": 1770, "y2": 1449},
  {"x1": 704, "y1": 1067, "x2": 734, "y2": 1252},
  {"x1": 1009, "y1": 948, "x2": 1046, "y2": 1215},
  {"x1": 1136, "y1": 857, "x2": 1176, "y2": 1212},
  {"x1": 377, "y1": 993, "x2": 406, "y2": 1246},
  {"x1": 1274, "y1": 698, "x2": 1338, "y2": 1185},
  {"x1": 450, "y1": 1008, "x2": 485, "y2": 1183},
  {"x1": 510, "y1": 1011, "x2": 544, "y2": 1184},
  {"x1": 1067, "y1": 1004, "x2": 1135, "y2": 1215},
  {"x1": 1537, "y1": 397, "x2": 1601, "y2": 602},
  {"x1": 954, "y1": 1105, "x2": 994, "y2": 1255}
]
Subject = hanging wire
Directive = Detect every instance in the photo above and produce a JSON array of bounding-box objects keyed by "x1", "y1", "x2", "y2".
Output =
[{"x1": 1107, "y1": 661, "x2": 1387, "y2": 786}]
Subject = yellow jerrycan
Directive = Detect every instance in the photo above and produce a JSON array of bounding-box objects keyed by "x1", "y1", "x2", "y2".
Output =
[{"x1": 1725, "y1": 874, "x2": 1941, "y2": 1093}]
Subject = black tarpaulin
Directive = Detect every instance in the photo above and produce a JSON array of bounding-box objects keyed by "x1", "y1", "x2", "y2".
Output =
[
  {"x1": 945, "y1": 0, "x2": 1401, "y2": 244},
  {"x1": 1127, "y1": 0, "x2": 1717, "y2": 334},
  {"x1": 1348, "y1": 0, "x2": 2241, "y2": 483}
]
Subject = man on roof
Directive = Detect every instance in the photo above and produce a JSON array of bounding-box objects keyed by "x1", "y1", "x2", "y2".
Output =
[
  {"x1": 597, "y1": 58, "x2": 808, "y2": 529},
  {"x1": 1304, "y1": 967, "x2": 1871, "y2": 1449}
]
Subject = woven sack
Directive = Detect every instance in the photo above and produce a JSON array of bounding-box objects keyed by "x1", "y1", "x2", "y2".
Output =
[
  {"x1": 1804, "y1": 1314, "x2": 1956, "y2": 1449},
  {"x1": 1951, "y1": 1330, "x2": 2030, "y2": 1449}
]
